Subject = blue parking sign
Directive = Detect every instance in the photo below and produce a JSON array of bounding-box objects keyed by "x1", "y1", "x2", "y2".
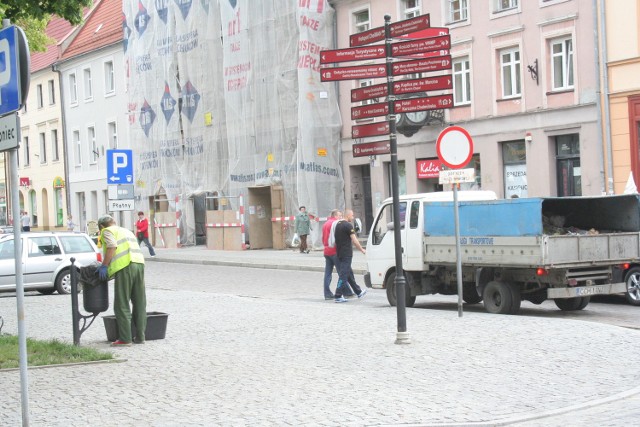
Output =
[
  {"x1": 0, "y1": 26, "x2": 21, "y2": 116},
  {"x1": 106, "y1": 149, "x2": 134, "y2": 183}
]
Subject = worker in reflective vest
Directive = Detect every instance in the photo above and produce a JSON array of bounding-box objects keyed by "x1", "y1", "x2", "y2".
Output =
[{"x1": 97, "y1": 215, "x2": 146, "y2": 346}]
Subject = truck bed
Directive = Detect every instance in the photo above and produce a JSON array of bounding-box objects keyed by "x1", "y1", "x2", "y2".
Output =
[{"x1": 423, "y1": 194, "x2": 640, "y2": 267}]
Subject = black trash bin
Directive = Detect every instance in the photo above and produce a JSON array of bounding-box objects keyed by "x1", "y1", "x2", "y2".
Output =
[{"x1": 82, "y1": 281, "x2": 109, "y2": 314}]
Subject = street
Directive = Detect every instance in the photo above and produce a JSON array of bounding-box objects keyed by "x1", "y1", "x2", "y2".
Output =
[{"x1": 0, "y1": 260, "x2": 639, "y2": 426}]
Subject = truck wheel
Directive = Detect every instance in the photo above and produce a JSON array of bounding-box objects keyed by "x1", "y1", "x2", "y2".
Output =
[
  {"x1": 554, "y1": 297, "x2": 584, "y2": 311},
  {"x1": 507, "y1": 282, "x2": 521, "y2": 315},
  {"x1": 462, "y1": 282, "x2": 482, "y2": 304},
  {"x1": 385, "y1": 272, "x2": 416, "y2": 308},
  {"x1": 624, "y1": 267, "x2": 640, "y2": 306},
  {"x1": 482, "y1": 281, "x2": 513, "y2": 314},
  {"x1": 576, "y1": 296, "x2": 590, "y2": 310}
]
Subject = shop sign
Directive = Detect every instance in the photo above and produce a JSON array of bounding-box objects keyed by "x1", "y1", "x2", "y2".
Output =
[
  {"x1": 53, "y1": 176, "x2": 65, "y2": 188},
  {"x1": 417, "y1": 159, "x2": 442, "y2": 179}
]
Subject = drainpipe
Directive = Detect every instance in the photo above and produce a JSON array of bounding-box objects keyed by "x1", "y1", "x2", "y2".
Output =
[
  {"x1": 51, "y1": 62, "x2": 72, "y2": 217},
  {"x1": 596, "y1": 0, "x2": 614, "y2": 194}
]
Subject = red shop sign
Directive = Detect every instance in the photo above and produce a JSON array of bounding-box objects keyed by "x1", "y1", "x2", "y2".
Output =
[{"x1": 417, "y1": 159, "x2": 442, "y2": 179}]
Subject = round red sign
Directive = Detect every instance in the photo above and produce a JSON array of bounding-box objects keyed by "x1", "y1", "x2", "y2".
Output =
[{"x1": 436, "y1": 126, "x2": 474, "y2": 169}]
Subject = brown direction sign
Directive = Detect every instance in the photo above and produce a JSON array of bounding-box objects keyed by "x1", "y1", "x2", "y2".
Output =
[
  {"x1": 393, "y1": 75, "x2": 452, "y2": 95},
  {"x1": 352, "y1": 121, "x2": 390, "y2": 139},
  {"x1": 353, "y1": 140, "x2": 391, "y2": 157},
  {"x1": 321, "y1": 64, "x2": 387, "y2": 82},
  {"x1": 351, "y1": 83, "x2": 388, "y2": 103},
  {"x1": 320, "y1": 45, "x2": 386, "y2": 64},
  {"x1": 394, "y1": 94, "x2": 454, "y2": 113},
  {"x1": 391, "y1": 35, "x2": 450, "y2": 57},
  {"x1": 351, "y1": 102, "x2": 389, "y2": 120},
  {"x1": 350, "y1": 14, "x2": 431, "y2": 47},
  {"x1": 392, "y1": 55, "x2": 451, "y2": 76}
]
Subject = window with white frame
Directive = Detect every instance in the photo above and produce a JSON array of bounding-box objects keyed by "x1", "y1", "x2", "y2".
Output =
[
  {"x1": 37, "y1": 84, "x2": 44, "y2": 108},
  {"x1": 23, "y1": 136, "x2": 30, "y2": 166},
  {"x1": 83, "y1": 68, "x2": 92, "y2": 100},
  {"x1": 51, "y1": 129, "x2": 59, "y2": 161},
  {"x1": 500, "y1": 47, "x2": 521, "y2": 98},
  {"x1": 39, "y1": 132, "x2": 47, "y2": 164},
  {"x1": 551, "y1": 37, "x2": 574, "y2": 90},
  {"x1": 401, "y1": 0, "x2": 421, "y2": 19},
  {"x1": 74, "y1": 130, "x2": 81, "y2": 166},
  {"x1": 495, "y1": 0, "x2": 518, "y2": 12},
  {"x1": 88, "y1": 126, "x2": 97, "y2": 164},
  {"x1": 447, "y1": 0, "x2": 468, "y2": 23},
  {"x1": 48, "y1": 79, "x2": 55, "y2": 105},
  {"x1": 453, "y1": 56, "x2": 471, "y2": 105},
  {"x1": 107, "y1": 121, "x2": 118, "y2": 149},
  {"x1": 69, "y1": 73, "x2": 78, "y2": 104},
  {"x1": 353, "y1": 8, "x2": 370, "y2": 33},
  {"x1": 104, "y1": 60, "x2": 115, "y2": 94}
]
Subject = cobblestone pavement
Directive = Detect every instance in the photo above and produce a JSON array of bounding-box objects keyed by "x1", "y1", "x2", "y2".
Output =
[{"x1": 1, "y1": 246, "x2": 640, "y2": 426}]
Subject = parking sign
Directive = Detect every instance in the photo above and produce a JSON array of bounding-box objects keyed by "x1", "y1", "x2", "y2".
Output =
[
  {"x1": 0, "y1": 26, "x2": 21, "y2": 116},
  {"x1": 106, "y1": 149, "x2": 134, "y2": 183}
]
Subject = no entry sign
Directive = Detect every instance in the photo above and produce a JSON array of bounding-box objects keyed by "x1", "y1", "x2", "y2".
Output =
[{"x1": 436, "y1": 126, "x2": 474, "y2": 169}]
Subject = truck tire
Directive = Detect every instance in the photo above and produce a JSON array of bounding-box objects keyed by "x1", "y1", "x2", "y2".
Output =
[
  {"x1": 482, "y1": 281, "x2": 513, "y2": 314},
  {"x1": 624, "y1": 266, "x2": 640, "y2": 306},
  {"x1": 462, "y1": 282, "x2": 482, "y2": 304},
  {"x1": 507, "y1": 282, "x2": 521, "y2": 314},
  {"x1": 554, "y1": 297, "x2": 585, "y2": 311},
  {"x1": 385, "y1": 272, "x2": 416, "y2": 308},
  {"x1": 576, "y1": 296, "x2": 590, "y2": 310}
]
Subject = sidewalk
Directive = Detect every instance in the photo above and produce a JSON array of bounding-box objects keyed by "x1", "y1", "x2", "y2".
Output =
[{"x1": 147, "y1": 244, "x2": 368, "y2": 274}]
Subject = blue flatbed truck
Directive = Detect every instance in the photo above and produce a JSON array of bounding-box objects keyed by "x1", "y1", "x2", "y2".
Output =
[{"x1": 365, "y1": 192, "x2": 639, "y2": 314}]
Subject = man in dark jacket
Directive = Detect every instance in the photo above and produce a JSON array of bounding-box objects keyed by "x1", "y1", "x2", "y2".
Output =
[{"x1": 333, "y1": 209, "x2": 367, "y2": 303}]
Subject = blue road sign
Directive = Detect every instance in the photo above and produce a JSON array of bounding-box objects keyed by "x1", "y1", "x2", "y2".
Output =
[
  {"x1": 0, "y1": 26, "x2": 21, "y2": 116},
  {"x1": 106, "y1": 149, "x2": 134, "y2": 183}
]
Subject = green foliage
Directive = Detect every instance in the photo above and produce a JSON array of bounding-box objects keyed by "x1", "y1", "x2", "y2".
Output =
[
  {"x1": 0, "y1": 0, "x2": 93, "y2": 25},
  {"x1": 16, "y1": 16, "x2": 52, "y2": 52},
  {"x1": 0, "y1": 334, "x2": 114, "y2": 369}
]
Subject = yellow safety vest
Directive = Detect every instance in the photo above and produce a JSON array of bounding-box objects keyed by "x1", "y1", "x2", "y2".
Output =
[{"x1": 101, "y1": 226, "x2": 145, "y2": 277}]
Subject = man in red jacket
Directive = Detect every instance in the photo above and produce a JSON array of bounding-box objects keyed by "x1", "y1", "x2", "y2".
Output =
[
  {"x1": 136, "y1": 211, "x2": 156, "y2": 257},
  {"x1": 322, "y1": 209, "x2": 354, "y2": 300}
]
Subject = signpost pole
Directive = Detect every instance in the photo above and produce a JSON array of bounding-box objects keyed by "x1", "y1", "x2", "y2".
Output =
[
  {"x1": 453, "y1": 183, "x2": 463, "y2": 317},
  {"x1": 385, "y1": 15, "x2": 410, "y2": 345}
]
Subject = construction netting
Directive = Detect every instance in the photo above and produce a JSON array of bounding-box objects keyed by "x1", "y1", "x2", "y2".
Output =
[{"x1": 123, "y1": 0, "x2": 344, "y2": 247}]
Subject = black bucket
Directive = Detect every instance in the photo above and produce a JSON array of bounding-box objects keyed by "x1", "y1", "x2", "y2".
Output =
[{"x1": 83, "y1": 281, "x2": 109, "y2": 314}]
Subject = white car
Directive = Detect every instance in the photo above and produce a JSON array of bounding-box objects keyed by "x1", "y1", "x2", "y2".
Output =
[{"x1": 0, "y1": 232, "x2": 102, "y2": 295}]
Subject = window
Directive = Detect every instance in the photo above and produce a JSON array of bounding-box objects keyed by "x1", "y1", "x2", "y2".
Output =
[
  {"x1": 556, "y1": 134, "x2": 581, "y2": 196},
  {"x1": 74, "y1": 130, "x2": 81, "y2": 166},
  {"x1": 500, "y1": 48, "x2": 521, "y2": 98},
  {"x1": 447, "y1": 0, "x2": 468, "y2": 23},
  {"x1": 59, "y1": 236, "x2": 94, "y2": 254},
  {"x1": 48, "y1": 79, "x2": 55, "y2": 105},
  {"x1": 55, "y1": 188, "x2": 64, "y2": 226},
  {"x1": 23, "y1": 136, "x2": 30, "y2": 166},
  {"x1": 401, "y1": 0, "x2": 421, "y2": 19},
  {"x1": 88, "y1": 126, "x2": 97, "y2": 164},
  {"x1": 69, "y1": 73, "x2": 77, "y2": 104},
  {"x1": 371, "y1": 202, "x2": 407, "y2": 245},
  {"x1": 39, "y1": 132, "x2": 47, "y2": 164},
  {"x1": 387, "y1": 160, "x2": 406, "y2": 196},
  {"x1": 502, "y1": 140, "x2": 527, "y2": 198},
  {"x1": 51, "y1": 129, "x2": 59, "y2": 161},
  {"x1": 28, "y1": 237, "x2": 60, "y2": 257},
  {"x1": 104, "y1": 61, "x2": 115, "y2": 94},
  {"x1": 495, "y1": 0, "x2": 518, "y2": 12},
  {"x1": 453, "y1": 56, "x2": 471, "y2": 105},
  {"x1": 108, "y1": 121, "x2": 118, "y2": 149},
  {"x1": 353, "y1": 9, "x2": 370, "y2": 33},
  {"x1": 37, "y1": 84, "x2": 44, "y2": 108},
  {"x1": 83, "y1": 68, "x2": 92, "y2": 100},
  {"x1": 409, "y1": 201, "x2": 420, "y2": 229},
  {"x1": 551, "y1": 37, "x2": 574, "y2": 90}
]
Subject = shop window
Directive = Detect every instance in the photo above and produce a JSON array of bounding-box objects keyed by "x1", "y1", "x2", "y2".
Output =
[
  {"x1": 502, "y1": 140, "x2": 527, "y2": 197},
  {"x1": 555, "y1": 134, "x2": 581, "y2": 196}
]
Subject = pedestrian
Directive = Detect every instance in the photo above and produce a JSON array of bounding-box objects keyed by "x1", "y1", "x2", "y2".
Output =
[
  {"x1": 67, "y1": 215, "x2": 76, "y2": 231},
  {"x1": 97, "y1": 215, "x2": 147, "y2": 346},
  {"x1": 136, "y1": 211, "x2": 156, "y2": 257},
  {"x1": 322, "y1": 209, "x2": 355, "y2": 300},
  {"x1": 295, "y1": 205, "x2": 311, "y2": 254},
  {"x1": 20, "y1": 211, "x2": 31, "y2": 232},
  {"x1": 333, "y1": 209, "x2": 367, "y2": 303}
]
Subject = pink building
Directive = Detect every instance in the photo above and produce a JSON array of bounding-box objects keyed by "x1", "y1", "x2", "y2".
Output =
[{"x1": 328, "y1": 0, "x2": 601, "y2": 230}]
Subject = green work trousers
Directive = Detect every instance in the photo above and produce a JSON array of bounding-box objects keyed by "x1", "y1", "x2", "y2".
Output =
[{"x1": 114, "y1": 262, "x2": 147, "y2": 343}]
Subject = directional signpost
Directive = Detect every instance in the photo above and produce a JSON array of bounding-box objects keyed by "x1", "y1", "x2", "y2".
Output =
[{"x1": 321, "y1": 13, "x2": 456, "y2": 345}]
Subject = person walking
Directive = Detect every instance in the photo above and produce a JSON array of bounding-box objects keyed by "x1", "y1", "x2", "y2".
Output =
[
  {"x1": 97, "y1": 215, "x2": 147, "y2": 346},
  {"x1": 334, "y1": 209, "x2": 367, "y2": 303},
  {"x1": 20, "y1": 211, "x2": 31, "y2": 232},
  {"x1": 322, "y1": 209, "x2": 355, "y2": 300},
  {"x1": 295, "y1": 206, "x2": 311, "y2": 254},
  {"x1": 136, "y1": 211, "x2": 156, "y2": 257},
  {"x1": 67, "y1": 215, "x2": 76, "y2": 231}
]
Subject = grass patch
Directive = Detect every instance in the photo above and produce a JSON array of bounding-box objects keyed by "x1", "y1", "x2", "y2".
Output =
[{"x1": 0, "y1": 335, "x2": 113, "y2": 369}]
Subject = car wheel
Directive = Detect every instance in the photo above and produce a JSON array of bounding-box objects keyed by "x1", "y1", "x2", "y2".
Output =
[
  {"x1": 385, "y1": 272, "x2": 416, "y2": 308},
  {"x1": 55, "y1": 269, "x2": 81, "y2": 295},
  {"x1": 624, "y1": 266, "x2": 640, "y2": 306}
]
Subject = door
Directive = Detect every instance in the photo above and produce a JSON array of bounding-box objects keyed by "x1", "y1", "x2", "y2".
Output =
[
  {"x1": 248, "y1": 186, "x2": 273, "y2": 249},
  {"x1": 366, "y1": 201, "x2": 407, "y2": 286},
  {"x1": 0, "y1": 238, "x2": 17, "y2": 288},
  {"x1": 24, "y1": 236, "x2": 62, "y2": 287}
]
